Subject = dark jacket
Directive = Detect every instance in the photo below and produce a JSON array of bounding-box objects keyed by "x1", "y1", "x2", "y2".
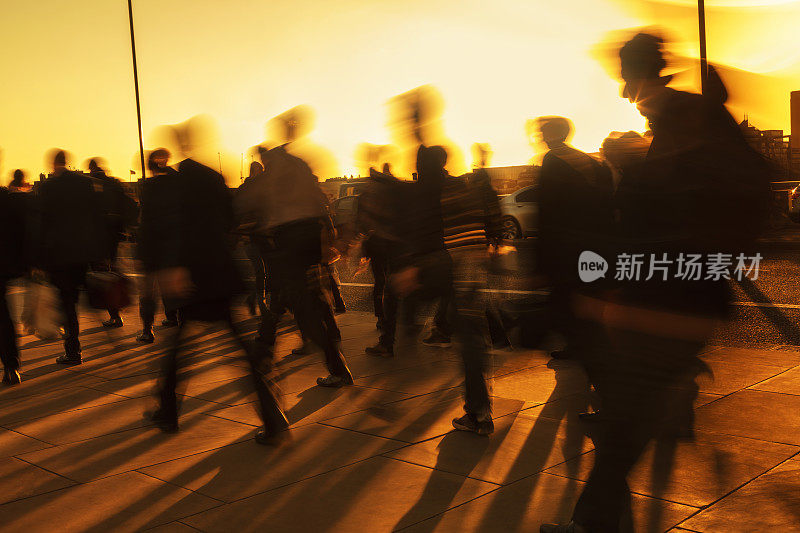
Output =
[
  {"x1": 536, "y1": 144, "x2": 615, "y2": 282},
  {"x1": 163, "y1": 159, "x2": 242, "y2": 317},
  {"x1": 90, "y1": 170, "x2": 138, "y2": 260},
  {"x1": 137, "y1": 167, "x2": 182, "y2": 272},
  {"x1": 0, "y1": 187, "x2": 30, "y2": 279},
  {"x1": 37, "y1": 170, "x2": 105, "y2": 269}
]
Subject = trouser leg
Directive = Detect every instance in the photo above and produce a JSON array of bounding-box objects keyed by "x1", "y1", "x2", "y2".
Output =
[
  {"x1": 228, "y1": 316, "x2": 288, "y2": 432},
  {"x1": 0, "y1": 279, "x2": 20, "y2": 372},
  {"x1": 139, "y1": 275, "x2": 156, "y2": 330},
  {"x1": 157, "y1": 321, "x2": 185, "y2": 422},
  {"x1": 50, "y1": 267, "x2": 84, "y2": 357},
  {"x1": 370, "y1": 253, "x2": 387, "y2": 323}
]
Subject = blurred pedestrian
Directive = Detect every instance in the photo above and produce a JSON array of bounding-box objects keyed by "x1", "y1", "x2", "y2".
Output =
[
  {"x1": 150, "y1": 122, "x2": 288, "y2": 444},
  {"x1": 37, "y1": 150, "x2": 104, "y2": 365},
  {"x1": 236, "y1": 144, "x2": 354, "y2": 388},
  {"x1": 135, "y1": 149, "x2": 181, "y2": 343},
  {"x1": 88, "y1": 159, "x2": 138, "y2": 328}
]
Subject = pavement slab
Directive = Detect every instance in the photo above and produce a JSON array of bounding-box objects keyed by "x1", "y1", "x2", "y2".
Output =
[
  {"x1": 680, "y1": 456, "x2": 800, "y2": 532},
  {"x1": 0, "y1": 386, "x2": 129, "y2": 427},
  {"x1": 545, "y1": 430, "x2": 800, "y2": 507},
  {"x1": 385, "y1": 407, "x2": 593, "y2": 486},
  {"x1": 0, "y1": 428, "x2": 52, "y2": 458},
  {"x1": 0, "y1": 471, "x2": 220, "y2": 533},
  {"x1": 749, "y1": 364, "x2": 800, "y2": 396},
  {"x1": 208, "y1": 384, "x2": 409, "y2": 428},
  {"x1": 0, "y1": 457, "x2": 75, "y2": 505},
  {"x1": 181, "y1": 456, "x2": 497, "y2": 532},
  {"x1": 17, "y1": 415, "x2": 254, "y2": 482},
  {"x1": 695, "y1": 389, "x2": 800, "y2": 445},
  {"x1": 321, "y1": 388, "x2": 529, "y2": 443},
  {"x1": 139, "y1": 424, "x2": 405, "y2": 502},
  {"x1": 8, "y1": 396, "x2": 220, "y2": 445},
  {"x1": 400, "y1": 471, "x2": 698, "y2": 533}
]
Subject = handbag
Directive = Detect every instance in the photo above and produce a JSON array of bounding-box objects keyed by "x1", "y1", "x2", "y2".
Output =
[{"x1": 85, "y1": 270, "x2": 132, "y2": 310}]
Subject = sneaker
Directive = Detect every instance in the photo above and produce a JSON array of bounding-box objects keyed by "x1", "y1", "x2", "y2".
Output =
[
  {"x1": 136, "y1": 330, "x2": 155, "y2": 344},
  {"x1": 56, "y1": 354, "x2": 82, "y2": 365},
  {"x1": 102, "y1": 318, "x2": 124, "y2": 328},
  {"x1": 540, "y1": 521, "x2": 587, "y2": 533},
  {"x1": 291, "y1": 343, "x2": 314, "y2": 356},
  {"x1": 316, "y1": 374, "x2": 354, "y2": 388},
  {"x1": 161, "y1": 318, "x2": 179, "y2": 328},
  {"x1": 452, "y1": 413, "x2": 494, "y2": 435},
  {"x1": 255, "y1": 427, "x2": 291, "y2": 446},
  {"x1": 423, "y1": 329, "x2": 451, "y2": 348},
  {"x1": 146, "y1": 408, "x2": 179, "y2": 433},
  {"x1": 2, "y1": 369, "x2": 22, "y2": 386},
  {"x1": 365, "y1": 343, "x2": 393, "y2": 357}
]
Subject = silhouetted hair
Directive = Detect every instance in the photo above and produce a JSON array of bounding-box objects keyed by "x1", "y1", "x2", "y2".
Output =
[
  {"x1": 11, "y1": 169, "x2": 25, "y2": 187},
  {"x1": 429, "y1": 146, "x2": 448, "y2": 168},
  {"x1": 538, "y1": 117, "x2": 572, "y2": 144},
  {"x1": 619, "y1": 33, "x2": 666, "y2": 81},
  {"x1": 249, "y1": 161, "x2": 263, "y2": 177},
  {"x1": 53, "y1": 150, "x2": 67, "y2": 167},
  {"x1": 147, "y1": 148, "x2": 170, "y2": 172},
  {"x1": 88, "y1": 159, "x2": 100, "y2": 172}
]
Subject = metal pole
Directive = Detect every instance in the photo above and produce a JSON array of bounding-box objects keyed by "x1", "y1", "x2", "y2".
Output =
[
  {"x1": 698, "y1": 0, "x2": 708, "y2": 95},
  {"x1": 127, "y1": 0, "x2": 146, "y2": 181}
]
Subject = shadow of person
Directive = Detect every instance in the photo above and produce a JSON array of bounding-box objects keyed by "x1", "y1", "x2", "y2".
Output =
[{"x1": 393, "y1": 428, "x2": 496, "y2": 531}]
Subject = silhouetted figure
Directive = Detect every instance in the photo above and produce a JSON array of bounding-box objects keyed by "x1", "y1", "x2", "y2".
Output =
[
  {"x1": 150, "y1": 125, "x2": 288, "y2": 443},
  {"x1": 135, "y1": 149, "x2": 181, "y2": 344},
  {"x1": 236, "y1": 144, "x2": 353, "y2": 388},
  {"x1": 241, "y1": 160, "x2": 267, "y2": 316},
  {"x1": 536, "y1": 116, "x2": 614, "y2": 363},
  {"x1": 37, "y1": 150, "x2": 104, "y2": 365},
  {"x1": 541, "y1": 33, "x2": 772, "y2": 533},
  {"x1": 393, "y1": 144, "x2": 500, "y2": 435},
  {"x1": 8, "y1": 169, "x2": 37, "y2": 335},
  {"x1": 0, "y1": 179, "x2": 30, "y2": 384},
  {"x1": 360, "y1": 166, "x2": 408, "y2": 355},
  {"x1": 88, "y1": 159, "x2": 138, "y2": 328}
]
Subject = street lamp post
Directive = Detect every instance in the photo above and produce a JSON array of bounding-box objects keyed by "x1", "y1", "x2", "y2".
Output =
[
  {"x1": 127, "y1": 0, "x2": 146, "y2": 183},
  {"x1": 698, "y1": 0, "x2": 708, "y2": 95}
]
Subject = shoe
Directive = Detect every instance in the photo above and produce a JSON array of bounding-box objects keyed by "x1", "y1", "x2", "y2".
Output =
[
  {"x1": 423, "y1": 330, "x2": 451, "y2": 348},
  {"x1": 291, "y1": 343, "x2": 314, "y2": 356},
  {"x1": 316, "y1": 374, "x2": 354, "y2": 388},
  {"x1": 146, "y1": 408, "x2": 179, "y2": 433},
  {"x1": 452, "y1": 413, "x2": 494, "y2": 435},
  {"x1": 2, "y1": 369, "x2": 22, "y2": 386},
  {"x1": 136, "y1": 330, "x2": 155, "y2": 344},
  {"x1": 102, "y1": 318, "x2": 124, "y2": 328},
  {"x1": 365, "y1": 343, "x2": 393, "y2": 357},
  {"x1": 255, "y1": 427, "x2": 291, "y2": 446},
  {"x1": 56, "y1": 354, "x2": 82, "y2": 365},
  {"x1": 549, "y1": 350, "x2": 574, "y2": 360},
  {"x1": 540, "y1": 521, "x2": 587, "y2": 533},
  {"x1": 161, "y1": 318, "x2": 179, "y2": 328}
]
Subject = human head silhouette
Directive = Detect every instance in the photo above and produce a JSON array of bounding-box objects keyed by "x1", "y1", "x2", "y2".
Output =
[
  {"x1": 537, "y1": 116, "x2": 572, "y2": 149},
  {"x1": 619, "y1": 33, "x2": 671, "y2": 105}
]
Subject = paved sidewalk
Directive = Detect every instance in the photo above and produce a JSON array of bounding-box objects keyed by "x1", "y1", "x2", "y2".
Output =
[{"x1": 1, "y1": 307, "x2": 800, "y2": 532}]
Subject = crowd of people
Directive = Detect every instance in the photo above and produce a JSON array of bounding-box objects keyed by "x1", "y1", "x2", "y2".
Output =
[{"x1": 0, "y1": 33, "x2": 773, "y2": 532}]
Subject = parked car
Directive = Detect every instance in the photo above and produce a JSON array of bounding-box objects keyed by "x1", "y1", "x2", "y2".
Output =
[
  {"x1": 332, "y1": 194, "x2": 360, "y2": 243},
  {"x1": 499, "y1": 185, "x2": 538, "y2": 239}
]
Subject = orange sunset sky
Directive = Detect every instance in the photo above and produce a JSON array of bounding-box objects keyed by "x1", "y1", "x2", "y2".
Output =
[{"x1": 1, "y1": 0, "x2": 798, "y2": 184}]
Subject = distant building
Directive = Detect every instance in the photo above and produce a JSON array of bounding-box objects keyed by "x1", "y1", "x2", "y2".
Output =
[
  {"x1": 740, "y1": 118, "x2": 792, "y2": 177},
  {"x1": 791, "y1": 91, "x2": 800, "y2": 176},
  {"x1": 482, "y1": 165, "x2": 538, "y2": 195}
]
